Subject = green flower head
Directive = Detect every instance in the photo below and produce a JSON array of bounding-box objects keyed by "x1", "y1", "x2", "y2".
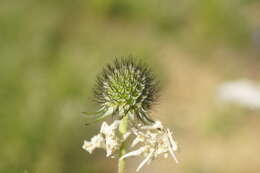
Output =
[{"x1": 92, "y1": 56, "x2": 158, "y2": 124}]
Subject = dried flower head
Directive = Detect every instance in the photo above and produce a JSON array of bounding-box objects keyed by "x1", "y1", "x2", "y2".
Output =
[
  {"x1": 82, "y1": 120, "x2": 178, "y2": 171},
  {"x1": 93, "y1": 57, "x2": 158, "y2": 124},
  {"x1": 120, "y1": 121, "x2": 178, "y2": 171}
]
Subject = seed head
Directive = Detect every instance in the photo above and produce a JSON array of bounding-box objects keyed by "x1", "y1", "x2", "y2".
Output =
[{"x1": 93, "y1": 57, "x2": 158, "y2": 124}]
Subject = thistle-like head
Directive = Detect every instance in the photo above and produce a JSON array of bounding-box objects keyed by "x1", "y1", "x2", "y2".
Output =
[{"x1": 93, "y1": 57, "x2": 158, "y2": 124}]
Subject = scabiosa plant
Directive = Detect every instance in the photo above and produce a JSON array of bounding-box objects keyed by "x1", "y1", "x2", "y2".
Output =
[
  {"x1": 82, "y1": 56, "x2": 178, "y2": 173},
  {"x1": 93, "y1": 57, "x2": 158, "y2": 124}
]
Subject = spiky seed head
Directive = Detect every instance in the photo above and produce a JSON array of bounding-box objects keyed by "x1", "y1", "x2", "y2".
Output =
[{"x1": 94, "y1": 57, "x2": 158, "y2": 124}]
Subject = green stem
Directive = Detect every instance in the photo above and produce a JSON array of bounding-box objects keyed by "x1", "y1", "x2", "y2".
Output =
[{"x1": 118, "y1": 116, "x2": 128, "y2": 173}]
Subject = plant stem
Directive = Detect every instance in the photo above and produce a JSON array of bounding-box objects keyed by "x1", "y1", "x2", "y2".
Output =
[{"x1": 118, "y1": 116, "x2": 128, "y2": 173}]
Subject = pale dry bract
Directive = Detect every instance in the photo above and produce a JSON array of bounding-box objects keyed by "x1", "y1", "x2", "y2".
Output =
[{"x1": 82, "y1": 120, "x2": 178, "y2": 171}]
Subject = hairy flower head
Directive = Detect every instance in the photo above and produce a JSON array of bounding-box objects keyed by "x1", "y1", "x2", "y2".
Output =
[{"x1": 93, "y1": 57, "x2": 158, "y2": 124}]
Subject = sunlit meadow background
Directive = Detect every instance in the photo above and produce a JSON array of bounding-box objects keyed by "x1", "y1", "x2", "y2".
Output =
[{"x1": 1, "y1": 0, "x2": 260, "y2": 172}]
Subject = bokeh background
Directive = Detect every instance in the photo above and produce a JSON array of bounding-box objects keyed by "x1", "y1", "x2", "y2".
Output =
[{"x1": 1, "y1": 0, "x2": 260, "y2": 173}]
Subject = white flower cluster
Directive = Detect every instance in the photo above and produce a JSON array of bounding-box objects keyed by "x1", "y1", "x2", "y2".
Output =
[
  {"x1": 218, "y1": 80, "x2": 260, "y2": 109},
  {"x1": 82, "y1": 120, "x2": 178, "y2": 171}
]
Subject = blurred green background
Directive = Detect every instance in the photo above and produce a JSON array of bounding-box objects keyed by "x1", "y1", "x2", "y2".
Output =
[{"x1": 1, "y1": 0, "x2": 260, "y2": 172}]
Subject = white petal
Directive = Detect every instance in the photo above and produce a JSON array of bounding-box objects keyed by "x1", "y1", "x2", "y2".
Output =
[
  {"x1": 136, "y1": 150, "x2": 154, "y2": 172},
  {"x1": 131, "y1": 136, "x2": 143, "y2": 147},
  {"x1": 167, "y1": 129, "x2": 178, "y2": 151},
  {"x1": 165, "y1": 133, "x2": 178, "y2": 163},
  {"x1": 120, "y1": 147, "x2": 146, "y2": 160},
  {"x1": 100, "y1": 122, "x2": 109, "y2": 134}
]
